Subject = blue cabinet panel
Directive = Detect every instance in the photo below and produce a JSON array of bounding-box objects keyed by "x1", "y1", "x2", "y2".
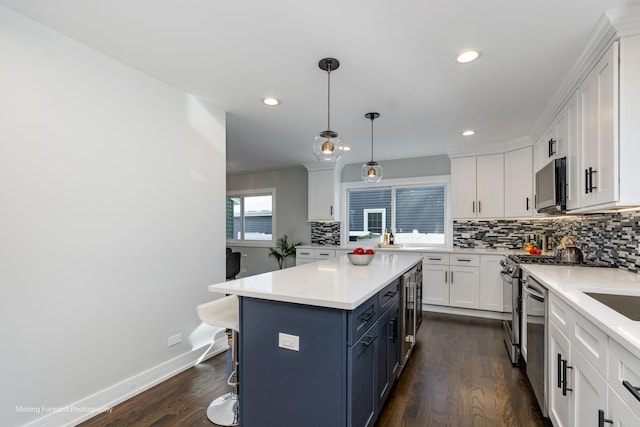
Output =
[
  {"x1": 348, "y1": 324, "x2": 377, "y2": 427},
  {"x1": 240, "y1": 298, "x2": 347, "y2": 427}
]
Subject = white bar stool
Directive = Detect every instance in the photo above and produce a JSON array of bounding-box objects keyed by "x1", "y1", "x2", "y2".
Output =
[{"x1": 197, "y1": 295, "x2": 240, "y2": 426}]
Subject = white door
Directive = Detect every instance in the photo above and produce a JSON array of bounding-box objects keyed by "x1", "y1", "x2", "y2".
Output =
[
  {"x1": 573, "y1": 349, "x2": 608, "y2": 427},
  {"x1": 449, "y1": 266, "x2": 479, "y2": 309},
  {"x1": 451, "y1": 156, "x2": 477, "y2": 218},
  {"x1": 423, "y1": 264, "x2": 449, "y2": 306},
  {"x1": 476, "y1": 154, "x2": 504, "y2": 218},
  {"x1": 504, "y1": 147, "x2": 533, "y2": 217},
  {"x1": 479, "y1": 255, "x2": 504, "y2": 312},
  {"x1": 549, "y1": 323, "x2": 573, "y2": 427}
]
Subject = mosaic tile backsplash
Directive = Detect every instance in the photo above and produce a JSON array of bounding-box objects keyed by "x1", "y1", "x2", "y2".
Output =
[
  {"x1": 454, "y1": 211, "x2": 640, "y2": 272},
  {"x1": 310, "y1": 222, "x2": 341, "y2": 245}
]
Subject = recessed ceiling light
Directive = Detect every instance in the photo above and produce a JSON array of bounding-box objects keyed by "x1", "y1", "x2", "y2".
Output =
[
  {"x1": 456, "y1": 49, "x2": 482, "y2": 63},
  {"x1": 462, "y1": 130, "x2": 475, "y2": 136},
  {"x1": 340, "y1": 146, "x2": 351, "y2": 151},
  {"x1": 262, "y1": 97, "x2": 280, "y2": 106}
]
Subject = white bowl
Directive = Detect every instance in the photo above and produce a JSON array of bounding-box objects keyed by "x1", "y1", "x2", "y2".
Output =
[{"x1": 347, "y1": 253, "x2": 374, "y2": 266}]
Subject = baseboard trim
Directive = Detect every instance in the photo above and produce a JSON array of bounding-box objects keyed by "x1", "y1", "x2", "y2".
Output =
[
  {"x1": 423, "y1": 304, "x2": 509, "y2": 321},
  {"x1": 25, "y1": 327, "x2": 229, "y2": 427}
]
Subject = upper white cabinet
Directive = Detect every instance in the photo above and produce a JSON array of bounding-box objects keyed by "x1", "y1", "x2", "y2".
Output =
[
  {"x1": 504, "y1": 146, "x2": 533, "y2": 217},
  {"x1": 451, "y1": 154, "x2": 504, "y2": 219},
  {"x1": 575, "y1": 36, "x2": 640, "y2": 211},
  {"x1": 305, "y1": 163, "x2": 342, "y2": 222}
]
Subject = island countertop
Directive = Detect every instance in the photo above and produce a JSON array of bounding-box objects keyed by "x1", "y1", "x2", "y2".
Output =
[{"x1": 209, "y1": 253, "x2": 422, "y2": 310}]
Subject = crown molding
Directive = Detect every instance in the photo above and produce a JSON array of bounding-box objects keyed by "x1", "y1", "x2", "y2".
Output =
[{"x1": 447, "y1": 136, "x2": 533, "y2": 158}]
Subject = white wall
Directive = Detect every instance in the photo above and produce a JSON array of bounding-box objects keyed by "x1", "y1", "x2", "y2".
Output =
[
  {"x1": 0, "y1": 6, "x2": 226, "y2": 426},
  {"x1": 227, "y1": 167, "x2": 309, "y2": 276}
]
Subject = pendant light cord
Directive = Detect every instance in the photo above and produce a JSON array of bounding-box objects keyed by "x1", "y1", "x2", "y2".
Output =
[
  {"x1": 370, "y1": 117, "x2": 374, "y2": 162},
  {"x1": 326, "y1": 65, "x2": 332, "y2": 131}
]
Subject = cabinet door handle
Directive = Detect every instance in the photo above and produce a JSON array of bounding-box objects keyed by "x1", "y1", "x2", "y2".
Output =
[
  {"x1": 457, "y1": 258, "x2": 472, "y2": 262},
  {"x1": 362, "y1": 334, "x2": 377, "y2": 347},
  {"x1": 428, "y1": 257, "x2": 442, "y2": 261},
  {"x1": 478, "y1": 200, "x2": 481, "y2": 213},
  {"x1": 472, "y1": 201, "x2": 475, "y2": 213},
  {"x1": 623, "y1": 380, "x2": 640, "y2": 402},
  {"x1": 444, "y1": 271, "x2": 448, "y2": 283},
  {"x1": 590, "y1": 168, "x2": 597, "y2": 191},
  {"x1": 561, "y1": 359, "x2": 573, "y2": 395},
  {"x1": 585, "y1": 168, "x2": 590, "y2": 194},
  {"x1": 450, "y1": 271, "x2": 454, "y2": 284},
  {"x1": 385, "y1": 290, "x2": 397, "y2": 298},
  {"x1": 548, "y1": 138, "x2": 556, "y2": 157},
  {"x1": 360, "y1": 311, "x2": 376, "y2": 322},
  {"x1": 526, "y1": 197, "x2": 530, "y2": 211},
  {"x1": 330, "y1": 205, "x2": 333, "y2": 216},
  {"x1": 557, "y1": 353, "x2": 563, "y2": 388},
  {"x1": 598, "y1": 409, "x2": 613, "y2": 426}
]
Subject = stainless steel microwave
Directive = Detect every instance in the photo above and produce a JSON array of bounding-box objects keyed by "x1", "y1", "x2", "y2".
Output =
[{"x1": 535, "y1": 157, "x2": 567, "y2": 214}]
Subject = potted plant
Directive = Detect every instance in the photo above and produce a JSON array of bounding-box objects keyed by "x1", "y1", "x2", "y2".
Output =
[{"x1": 269, "y1": 235, "x2": 302, "y2": 269}]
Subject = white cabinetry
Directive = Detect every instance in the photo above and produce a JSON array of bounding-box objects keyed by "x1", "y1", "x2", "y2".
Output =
[
  {"x1": 576, "y1": 36, "x2": 640, "y2": 211},
  {"x1": 451, "y1": 154, "x2": 504, "y2": 218},
  {"x1": 548, "y1": 291, "x2": 640, "y2": 426},
  {"x1": 479, "y1": 255, "x2": 504, "y2": 312},
  {"x1": 305, "y1": 163, "x2": 342, "y2": 221},
  {"x1": 448, "y1": 255, "x2": 480, "y2": 309},
  {"x1": 504, "y1": 146, "x2": 533, "y2": 217},
  {"x1": 422, "y1": 253, "x2": 450, "y2": 306},
  {"x1": 295, "y1": 248, "x2": 336, "y2": 266}
]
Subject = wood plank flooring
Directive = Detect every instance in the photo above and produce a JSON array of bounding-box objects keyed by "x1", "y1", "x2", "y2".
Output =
[{"x1": 80, "y1": 312, "x2": 550, "y2": 427}]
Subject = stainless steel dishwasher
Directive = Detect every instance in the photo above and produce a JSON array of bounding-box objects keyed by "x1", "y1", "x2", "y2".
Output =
[{"x1": 523, "y1": 273, "x2": 548, "y2": 417}]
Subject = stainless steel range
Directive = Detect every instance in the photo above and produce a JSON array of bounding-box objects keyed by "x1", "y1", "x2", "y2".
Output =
[{"x1": 500, "y1": 254, "x2": 610, "y2": 366}]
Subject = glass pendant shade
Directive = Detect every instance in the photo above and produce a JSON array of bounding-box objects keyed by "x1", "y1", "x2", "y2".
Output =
[
  {"x1": 361, "y1": 112, "x2": 383, "y2": 183},
  {"x1": 313, "y1": 131, "x2": 343, "y2": 162},
  {"x1": 361, "y1": 161, "x2": 383, "y2": 183}
]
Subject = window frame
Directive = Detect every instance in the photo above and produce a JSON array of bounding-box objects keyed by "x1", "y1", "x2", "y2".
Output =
[
  {"x1": 226, "y1": 188, "x2": 276, "y2": 247},
  {"x1": 363, "y1": 208, "x2": 386, "y2": 234},
  {"x1": 340, "y1": 176, "x2": 452, "y2": 248}
]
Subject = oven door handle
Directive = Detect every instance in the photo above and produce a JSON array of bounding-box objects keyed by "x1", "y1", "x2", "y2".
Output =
[{"x1": 523, "y1": 286, "x2": 545, "y2": 303}]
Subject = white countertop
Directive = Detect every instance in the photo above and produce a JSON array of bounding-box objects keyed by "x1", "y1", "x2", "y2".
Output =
[
  {"x1": 209, "y1": 253, "x2": 423, "y2": 310},
  {"x1": 521, "y1": 264, "x2": 640, "y2": 358}
]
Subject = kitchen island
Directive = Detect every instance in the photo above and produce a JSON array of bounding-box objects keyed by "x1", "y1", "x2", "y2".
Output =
[{"x1": 209, "y1": 253, "x2": 422, "y2": 427}]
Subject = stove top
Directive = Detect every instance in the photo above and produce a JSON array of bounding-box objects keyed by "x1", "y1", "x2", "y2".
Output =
[{"x1": 507, "y1": 254, "x2": 613, "y2": 267}]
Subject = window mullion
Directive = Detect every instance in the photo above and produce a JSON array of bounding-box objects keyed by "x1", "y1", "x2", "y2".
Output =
[
  {"x1": 390, "y1": 187, "x2": 396, "y2": 232},
  {"x1": 240, "y1": 196, "x2": 245, "y2": 241}
]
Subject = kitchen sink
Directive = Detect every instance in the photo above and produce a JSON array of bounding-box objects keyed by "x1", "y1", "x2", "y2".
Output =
[{"x1": 585, "y1": 293, "x2": 640, "y2": 321}]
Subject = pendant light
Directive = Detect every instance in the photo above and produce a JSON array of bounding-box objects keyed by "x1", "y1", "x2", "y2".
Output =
[
  {"x1": 361, "y1": 112, "x2": 383, "y2": 183},
  {"x1": 313, "y1": 58, "x2": 343, "y2": 162}
]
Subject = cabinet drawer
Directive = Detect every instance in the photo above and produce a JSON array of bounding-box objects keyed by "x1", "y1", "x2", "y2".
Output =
[
  {"x1": 297, "y1": 249, "x2": 315, "y2": 259},
  {"x1": 572, "y1": 310, "x2": 608, "y2": 377},
  {"x1": 422, "y1": 253, "x2": 450, "y2": 265},
  {"x1": 379, "y1": 278, "x2": 401, "y2": 312},
  {"x1": 315, "y1": 249, "x2": 336, "y2": 260},
  {"x1": 450, "y1": 254, "x2": 480, "y2": 267},
  {"x1": 549, "y1": 292, "x2": 572, "y2": 336},
  {"x1": 609, "y1": 338, "x2": 640, "y2": 414},
  {"x1": 348, "y1": 295, "x2": 379, "y2": 346}
]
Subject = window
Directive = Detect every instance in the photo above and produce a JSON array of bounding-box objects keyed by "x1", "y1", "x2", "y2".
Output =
[
  {"x1": 226, "y1": 189, "x2": 275, "y2": 245},
  {"x1": 344, "y1": 177, "x2": 449, "y2": 246}
]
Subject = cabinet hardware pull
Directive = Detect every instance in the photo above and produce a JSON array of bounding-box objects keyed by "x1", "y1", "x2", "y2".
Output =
[
  {"x1": 526, "y1": 197, "x2": 530, "y2": 211},
  {"x1": 478, "y1": 200, "x2": 481, "y2": 213},
  {"x1": 385, "y1": 291, "x2": 397, "y2": 298},
  {"x1": 561, "y1": 359, "x2": 573, "y2": 395},
  {"x1": 548, "y1": 138, "x2": 557, "y2": 157},
  {"x1": 428, "y1": 257, "x2": 442, "y2": 261},
  {"x1": 362, "y1": 335, "x2": 377, "y2": 347},
  {"x1": 360, "y1": 311, "x2": 376, "y2": 322},
  {"x1": 590, "y1": 168, "x2": 597, "y2": 191},
  {"x1": 391, "y1": 317, "x2": 398, "y2": 343},
  {"x1": 330, "y1": 205, "x2": 333, "y2": 216},
  {"x1": 557, "y1": 354, "x2": 563, "y2": 388},
  {"x1": 472, "y1": 201, "x2": 475, "y2": 213},
  {"x1": 450, "y1": 271, "x2": 454, "y2": 283},
  {"x1": 585, "y1": 169, "x2": 590, "y2": 194},
  {"x1": 457, "y1": 258, "x2": 472, "y2": 262},
  {"x1": 598, "y1": 409, "x2": 613, "y2": 426},
  {"x1": 623, "y1": 380, "x2": 640, "y2": 402},
  {"x1": 319, "y1": 252, "x2": 329, "y2": 256},
  {"x1": 444, "y1": 271, "x2": 448, "y2": 283}
]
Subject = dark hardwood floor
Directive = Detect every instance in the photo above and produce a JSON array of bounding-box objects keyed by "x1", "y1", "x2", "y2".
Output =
[{"x1": 80, "y1": 312, "x2": 549, "y2": 427}]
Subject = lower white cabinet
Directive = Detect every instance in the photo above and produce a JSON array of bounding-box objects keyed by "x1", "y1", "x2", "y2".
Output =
[
  {"x1": 548, "y1": 292, "x2": 640, "y2": 426},
  {"x1": 422, "y1": 253, "x2": 450, "y2": 306},
  {"x1": 479, "y1": 255, "x2": 504, "y2": 312},
  {"x1": 296, "y1": 248, "x2": 336, "y2": 266},
  {"x1": 449, "y1": 265, "x2": 479, "y2": 309}
]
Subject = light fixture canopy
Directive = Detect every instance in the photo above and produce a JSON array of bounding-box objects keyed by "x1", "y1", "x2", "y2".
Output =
[
  {"x1": 361, "y1": 112, "x2": 383, "y2": 183},
  {"x1": 313, "y1": 58, "x2": 343, "y2": 162}
]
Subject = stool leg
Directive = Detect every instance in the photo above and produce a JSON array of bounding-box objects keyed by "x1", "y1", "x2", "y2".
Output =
[{"x1": 205, "y1": 330, "x2": 239, "y2": 426}]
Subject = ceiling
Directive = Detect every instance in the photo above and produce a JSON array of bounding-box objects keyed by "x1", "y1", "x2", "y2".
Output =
[{"x1": 2, "y1": 0, "x2": 638, "y2": 174}]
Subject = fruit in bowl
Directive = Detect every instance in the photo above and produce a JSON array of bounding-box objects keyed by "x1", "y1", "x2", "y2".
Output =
[{"x1": 347, "y1": 248, "x2": 374, "y2": 265}]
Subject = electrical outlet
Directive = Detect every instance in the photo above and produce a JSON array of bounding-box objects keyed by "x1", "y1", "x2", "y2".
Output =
[
  {"x1": 167, "y1": 334, "x2": 181, "y2": 347},
  {"x1": 278, "y1": 332, "x2": 300, "y2": 352}
]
